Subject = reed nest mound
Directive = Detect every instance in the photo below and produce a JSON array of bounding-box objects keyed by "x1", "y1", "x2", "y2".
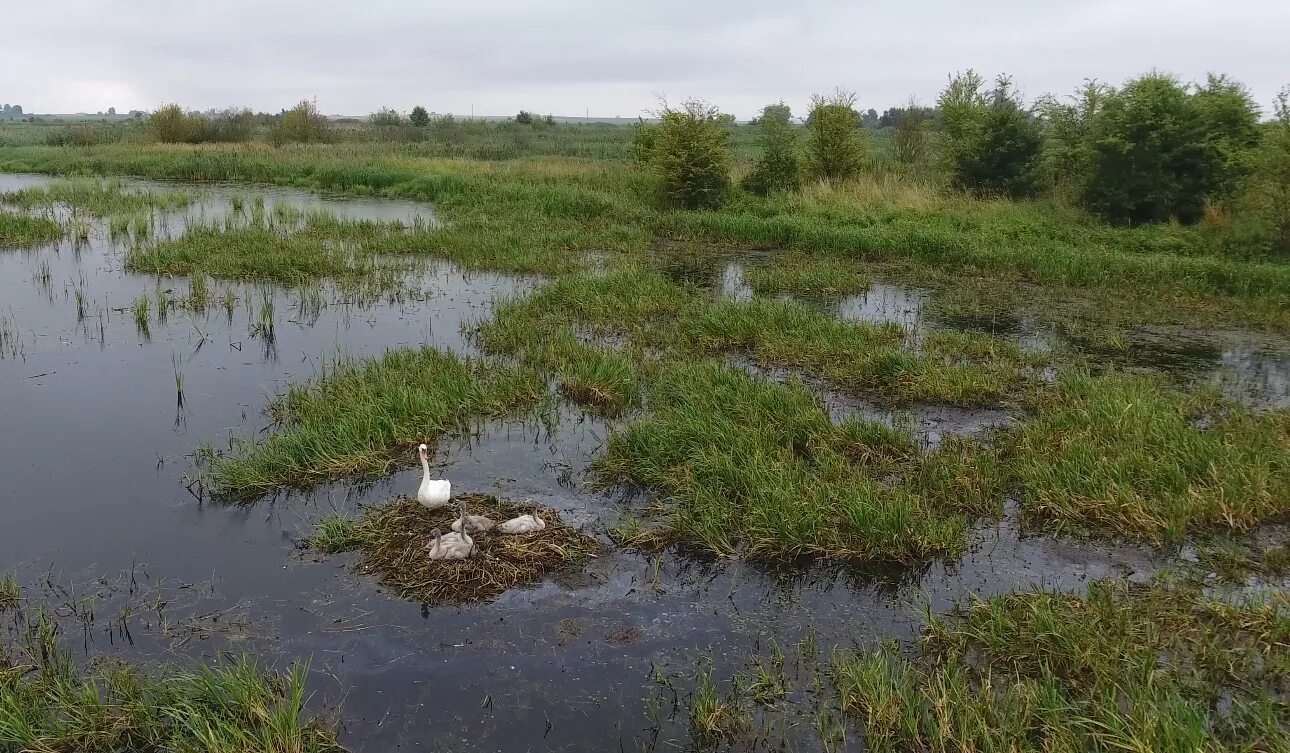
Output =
[{"x1": 311, "y1": 493, "x2": 600, "y2": 604}]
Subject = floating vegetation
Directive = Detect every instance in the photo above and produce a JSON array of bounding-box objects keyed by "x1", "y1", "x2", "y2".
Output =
[{"x1": 310, "y1": 495, "x2": 599, "y2": 605}]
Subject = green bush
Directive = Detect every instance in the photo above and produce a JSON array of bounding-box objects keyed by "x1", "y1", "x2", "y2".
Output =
[
  {"x1": 806, "y1": 90, "x2": 866, "y2": 182},
  {"x1": 409, "y1": 105, "x2": 430, "y2": 128},
  {"x1": 891, "y1": 97, "x2": 933, "y2": 166},
  {"x1": 1234, "y1": 86, "x2": 1290, "y2": 255},
  {"x1": 270, "y1": 100, "x2": 332, "y2": 146},
  {"x1": 149, "y1": 103, "x2": 202, "y2": 143},
  {"x1": 1082, "y1": 73, "x2": 1257, "y2": 224},
  {"x1": 741, "y1": 102, "x2": 801, "y2": 195},
  {"x1": 1036, "y1": 80, "x2": 1110, "y2": 199},
  {"x1": 646, "y1": 100, "x2": 732, "y2": 210},
  {"x1": 939, "y1": 72, "x2": 1042, "y2": 197}
]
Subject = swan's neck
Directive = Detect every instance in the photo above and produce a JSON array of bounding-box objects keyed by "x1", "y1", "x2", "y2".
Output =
[{"x1": 419, "y1": 454, "x2": 431, "y2": 482}]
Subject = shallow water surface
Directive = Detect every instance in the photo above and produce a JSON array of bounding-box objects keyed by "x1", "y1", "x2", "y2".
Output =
[{"x1": 0, "y1": 173, "x2": 1244, "y2": 752}]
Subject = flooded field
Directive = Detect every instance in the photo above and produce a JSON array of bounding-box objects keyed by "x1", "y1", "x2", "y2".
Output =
[{"x1": 0, "y1": 172, "x2": 1285, "y2": 752}]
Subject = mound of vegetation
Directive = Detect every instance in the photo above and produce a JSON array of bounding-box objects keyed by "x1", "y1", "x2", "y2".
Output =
[{"x1": 310, "y1": 495, "x2": 599, "y2": 604}]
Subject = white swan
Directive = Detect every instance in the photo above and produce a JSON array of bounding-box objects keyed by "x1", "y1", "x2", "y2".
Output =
[
  {"x1": 416, "y1": 443, "x2": 451, "y2": 510},
  {"x1": 425, "y1": 504, "x2": 476, "y2": 560},
  {"x1": 497, "y1": 509, "x2": 545, "y2": 535}
]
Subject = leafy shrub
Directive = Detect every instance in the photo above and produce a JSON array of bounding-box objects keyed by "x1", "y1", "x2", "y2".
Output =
[
  {"x1": 409, "y1": 105, "x2": 430, "y2": 128},
  {"x1": 1082, "y1": 73, "x2": 1258, "y2": 224},
  {"x1": 891, "y1": 97, "x2": 932, "y2": 166},
  {"x1": 515, "y1": 110, "x2": 534, "y2": 125},
  {"x1": 1233, "y1": 86, "x2": 1290, "y2": 255},
  {"x1": 270, "y1": 100, "x2": 331, "y2": 146},
  {"x1": 939, "y1": 72, "x2": 1043, "y2": 197},
  {"x1": 149, "y1": 103, "x2": 202, "y2": 143},
  {"x1": 806, "y1": 89, "x2": 866, "y2": 182},
  {"x1": 741, "y1": 102, "x2": 801, "y2": 195},
  {"x1": 1036, "y1": 80, "x2": 1111, "y2": 199},
  {"x1": 645, "y1": 100, "x2": 732, "y2": 209},
  {"x1": 630, "y1": 118, "x2": 659, "y2": 165}
]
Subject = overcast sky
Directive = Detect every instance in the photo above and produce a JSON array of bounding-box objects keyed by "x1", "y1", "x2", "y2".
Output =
[{"x1": 4, "y1": 0, "x2": 1287, "y2": 119}]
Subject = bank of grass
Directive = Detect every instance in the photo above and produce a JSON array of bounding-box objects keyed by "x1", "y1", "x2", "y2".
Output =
[
  {"x1": 743, "y1": 253, "x2": 872, "y2": 299},
  {"x1": 309, "y1": 495, "x2": 599, "y2": 604},
  {"x1": 126, "y1": 211, "x2": 434, "y2": 284},
  {"x1": 0, "y1": 211, "x2": 63, "y2": 247},
  {"x1": 833, "y1": 577, "x2": 1289, "y2": 752},
  {"x1": 0, "y1": 613, "x2": 344, "y2": 753},
  {"x1": 205, "y1": 348, "x2": 546, "y2": 499},
  {"x1": 2, "y1": 143, "x2": 1288, "y2": 309},
  {"x1": 592, "y1": 360, "x2": 1004, "y2": 561},
  {"x1": 1011, "y1": 372, "x2": 1290, "y2": 543},
  {"x1": 1, "y1": 176, "x2": 195, "y2": 216},
  {"x1": 480, "y1": 263, "x2": 1039, "y2": 407}
]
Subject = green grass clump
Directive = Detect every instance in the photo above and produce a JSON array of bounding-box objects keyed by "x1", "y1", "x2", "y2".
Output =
[
  {"x1": 1195, "y1": 536, "x2": 1290, "y2": 583},
  {"x1": 1, "y1": 177, "x2": 194, "y2": 216},
  {"x1": 1011, "y1": 372, "x2": 1290, "y2": 542},
  {"x1": 743, "y1": 255, "x2": 872, "y2": 299},
  {"x1": 0, "y1": 573, "x2": 18, "y2": 610},
  {"x1": 833, "y1": 578, "x2": 1289, "y2": 753},
  {"x1": 0, "y1": 212, "x2": 62, "y2": 247},
  {"x1": 594, "y1": 360, "x2": 1003, "y2": 561},
  {"x1": 0, "y1": 619, "x2": 344, "y2": 753},
  {"x1": 206, "y1": 348, "x2": 546, "y2": 499}
]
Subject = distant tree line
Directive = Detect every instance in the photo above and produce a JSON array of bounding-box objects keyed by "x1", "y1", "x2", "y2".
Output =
[
  {"x1": 631, "y1": 70, "x2": 1290, "y2": 255},
  {"x1": 1, "y1": 103, "x2": 23, "y2": 118}
]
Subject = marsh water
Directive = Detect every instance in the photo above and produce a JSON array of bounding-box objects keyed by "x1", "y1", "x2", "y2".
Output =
[{"x1": 0, "y1": 173, "x2": 1284, "y2": 751}]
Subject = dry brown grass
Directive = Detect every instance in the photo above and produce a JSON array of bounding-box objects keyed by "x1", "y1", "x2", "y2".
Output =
[{"x1": 310, "y1": 494, "x2": 600, "y2": 604}]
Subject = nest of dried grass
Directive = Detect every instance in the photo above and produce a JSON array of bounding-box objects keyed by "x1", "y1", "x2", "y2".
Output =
[{"x1": 311, "y1": 493, "x2": 600, "y2": 604}]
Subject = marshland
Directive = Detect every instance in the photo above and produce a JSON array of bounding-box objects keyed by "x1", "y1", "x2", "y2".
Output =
[{"x1": 0, "y1": 73, "x2": 1288, "y2": 753}]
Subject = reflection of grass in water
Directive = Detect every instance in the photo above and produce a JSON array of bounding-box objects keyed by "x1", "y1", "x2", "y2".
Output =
[
  {"x1": 0, "y1": 211, "x2": 62, "y2": 247},
  {"x1": 1012, "y1": 371, "x2": 1290, "y2": 543},
  {"x1": 833, "y1": 577, "x2": 1289, "y2": 753},
  {"x1": 0, "y1": 612, "x2": 345, "y2": 752},
  {"x1": 310, "y1": 495, "x2": 599, "y2": 605},
  {"x1": 206, "y1": 348, "x2": 545, "y2": 499}
]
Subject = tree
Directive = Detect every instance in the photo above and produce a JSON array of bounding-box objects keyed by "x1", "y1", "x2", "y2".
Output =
[
  {"x1": 409, "y1": 105, "x2": 430, "y2": 128},
  {"x1": 515, "y1": 110, "x2": 534, "y2": 125},
  {"x1": 741, "y1": 102, "x2": 801, "y2": 195},
  {"x1": 806, "y1": 89, "x2": 866, "y2": 182},
  {"x1": 891, "y1": 97, "x2": 932, "y2": 166},
  {"x1": 1081, "y1": 73, "x2": 1256, "y2": 224},
  {"x1": 647, "y1": 99, "x2": 732, "y2": 209},
  {"x1": 861, "y1": 108, "x2": 880, "y2": 128},
  {"x1": 270, "y1": 100, "x2": 331, "y2": 146},
  {"x1": 1035, "y1": 80, "x2": 1111, "y2": 199},
  {"x1": 938, "y1": 72, "x2": 1043, "y2": 197},
  {"x1": 149, "y1": 103, "x2": 201, "y2": 143},
  {"x1": 1235, "y1": 86, "x2": 1290, "y2": 254},
  {"x1": 369, "y1": 107, "x2": 405, "y2": 128},
  {"x1": 1193, "y1": 74, "x2": 1261, "y2": 198}
]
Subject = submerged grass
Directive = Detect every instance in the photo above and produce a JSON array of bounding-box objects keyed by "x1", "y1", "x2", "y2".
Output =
[
  {"x1": 0, "y1": 212, "x2": 62, "y2": 248},
  {"x1": 1011, "y1": 372, "x2": 1290, "y2": 543},
  {"x1": 309, "y1": 495, "x2": 599, "y2": 604},
  {"x1": 593, "y1": 360, "x2": 1004, "y2": 561},
  {"x1": 833, "y1": 577, "x2": 1289, "y2": 753},
  {"x1": 743, "y1": 253, "x2": 872, "y2": 299},
  {"x1": 206, "y1": 348, "x2": 546, "y2": 499}
]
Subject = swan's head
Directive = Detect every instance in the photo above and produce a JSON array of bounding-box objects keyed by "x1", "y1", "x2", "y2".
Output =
[
  {"x1": 424, "y1": 528, "x2": 442, "y2": 550},
  {"x1": 417, "y1": 443, "x2": 428, "y2": 460}
]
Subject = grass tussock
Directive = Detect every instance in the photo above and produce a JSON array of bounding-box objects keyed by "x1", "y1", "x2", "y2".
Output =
[
  {"x1": 833, "y1": 578, "x2": 1289, "y2": 753},
  {"x1": 1012, "y1": 372, "x2": 1290, "y2": 542},
  {"x1": 1196, "y1": 536, "x2": 1290, "y2": 583},
  {"x1": 309, "y1": 495, "x2": 599, "y2": 604},
  {"x1": 481, "y1": 263, "x2": 1038, "y2": 407},
  {"x1": 594, "y1": 360, "x2": 1004, "y2": 561},
  {"x1": 0, "y1": 211, "x2": 62, "y2": 248},
  {"x1": 0, "y1": 573, "x2": 18, "y2": 610},
  {"x1": 2, "y1": 177, "x2": 195, "y2": 216},
  {"x1": 206, "y1": 348, "x2": 545, "y2": 499},
  {"x1": 0, "y1": 608, "x2": 344, "y2": 753},
  {"x1": 743, "y1": 254, "x2": 872, "y2": 299}
]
